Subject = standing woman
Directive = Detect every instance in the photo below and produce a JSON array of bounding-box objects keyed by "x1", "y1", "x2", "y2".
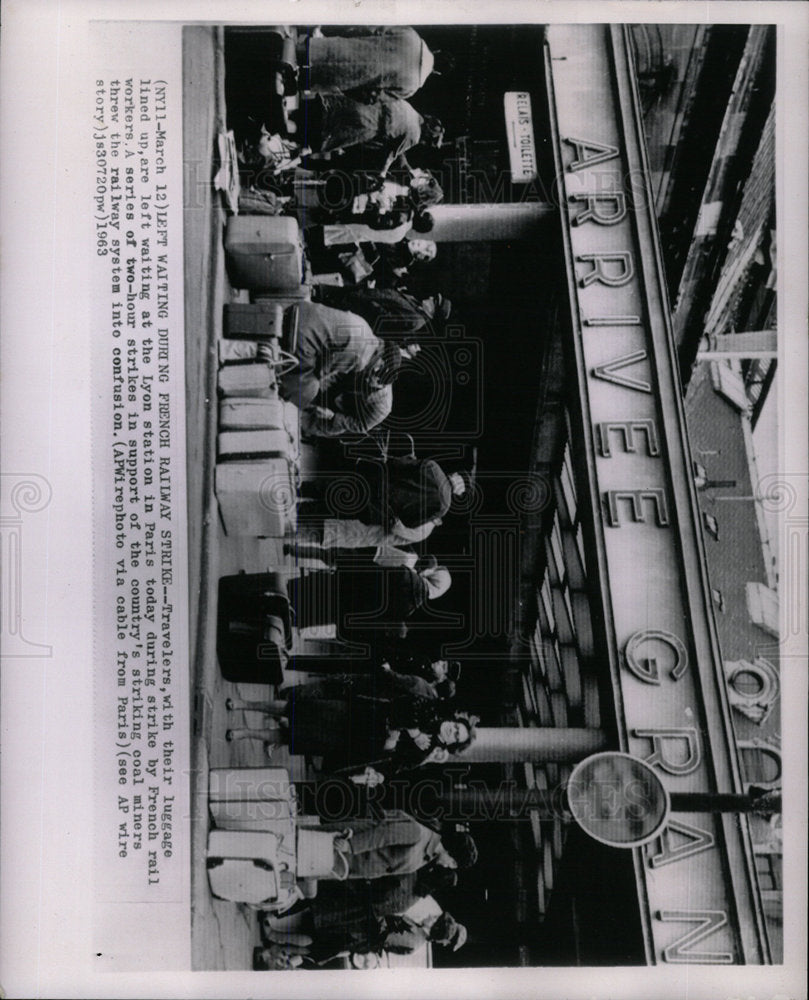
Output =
[
  {"x1": 286, "y1": 561, "x2": 452, "y2": 641},
  {"x1": 226, "y1": 689, "x2": 477, "y2": 779},
  {"x1": 372, "y1": 236, "x2": 437, "y2": 285}
]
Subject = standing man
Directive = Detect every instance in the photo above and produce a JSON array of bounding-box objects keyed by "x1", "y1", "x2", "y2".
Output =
[
  {"x1": 276, "y1": 300, "x2": 405, "y2": 434},
  {"x1": 301, "y1": 26, "x2": 454, "y2": 100},
  {"x1": 329, "y1": 810, "x2": 478, "y2": 880},
  {"x1": 382, "y1": 652, "x2": 462, "y2": 698},
  {"x1": 301, "y1": 343, "x2": 419, "y2": 438},
  {"x1": 295, "y1": 457, "x2": 471, "y2": 543},
  {"x1": 380, "y1": 909, "x2": 468, "y2": 955},
  {"x1": 314, "y1": 284, "x2": 451, "y2": 338},
  {"x1": 276, "y1": 300, "x2": 382, "y2": 408}
]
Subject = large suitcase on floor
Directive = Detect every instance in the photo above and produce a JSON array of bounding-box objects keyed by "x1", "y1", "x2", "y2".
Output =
[
  {"x1": 252, "y1": 285, "x2": 312, "y2": 306},
  {"x1": 206, "y1": 857, "x2": 281, "y2": 905},
  {"x1": 218, "y1": 396, "x2": 287, "y2": 431},
  {"x1": 209, "y1": 766, "x2": 293, "y2": 802},
  {"x1": 216, "y1": 572, "x2": 291, "y2": 684},
  {"x1": 209, "y1": 799, "x2": 294, "y2": 829},
  {"x1": 225, "y1": 216, "x2": 305, "y2": 292},
  {"x1": 215, "y1": 458, "x2": 297, "y2": 537},
  {"x1": 217, "y1": 362, "x2": 275, "y2": 397},
  {"x1": 206, "y1": 826, "x2": 296, "y2": 905},
  {"x1": 224, "y1": 301, "x2": 285, "y2": 340},
  {"x1": 209, "y1": 766, "x2": 295, "y2": 828},
  {"x1": 217, "y1": 429, "x2": 292, "y2": 461},
  {"x1": 225, "y1": 27, "x2": 298, "y2": 98}
]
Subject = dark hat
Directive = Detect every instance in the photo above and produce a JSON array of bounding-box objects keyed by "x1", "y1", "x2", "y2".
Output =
[
  {"x1": 434, "y1": 678, "x2": 456, "y2": 700},
  {"x1": 448, "y1": 469, "x2": 472, "y2": 498},
  {"x1": 421, "y1": 115, "x2": 445, "y2": 148},
  {"x1": 431, "y1": 291, "x2": 452, "y2": 321},
  {"x1": 446, "y1": 659, "x2": 462, "y2": 682},
  {"x1": 430, "y1": 912, "x2": 467, "y2": 951},
  {"x1": 372, "y1": 340, "x2": 403, "y2": 385},
  {"x1": 430, "y1": 911, "x2": 463, "y2": 948},
  {"x1": 450, "y1": 924, "x2": 468, "y2": 951},
  {"x1": 411, "y1": 210, "x2": 435, "y2": 233},
  {"x1": 441, "y1": 830, "x2": 478, "y2": 869}
]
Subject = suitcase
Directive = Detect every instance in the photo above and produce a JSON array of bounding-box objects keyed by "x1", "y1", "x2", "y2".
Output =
[
  {"x1": 296, "y1": 828, "x2": 346, "y2": 879},
  {"x1": 206, "y1": 826, "x2": 296, "y2": 905},
  {"x1": 225, "y1": 216, "x2": 305, "y2": 292},
  {"x1": 206, "y1": 857, "x2": 281, "y2": 905},
  {"x1": 217, "y1": 429, "x2": 292, "y2": 461},
  {"x1": 266, "y1": 29, "x2": 298, "y2": 96},
  {"x1": 218, "y1": 397, "x2": 287, "y2": 431},
  {"x1": 252, "y1": 283, "x2": 312, "y2": 306},
  {"x1": 224, "y1": 302, "x2": 285, "y2": 340},
  {"x1": 218, "y1": 340, "x2": 259, "y2": 364},
  {"x1": 218, "y1": 362, "x2": 275, "y2": 397},
  {"x1": 209, "y1": 799, "x2": 294, "y2": 830},
  {"x1": 216, "y1": 571, "x2": 292, "y2": 683},
  {"x1": 208, "y1": 825, "x2": 297, "y2": 862},
  {"x1": 209, "y1": 766, "x2": 293, "y2": 803},
  {"x1": 215, "y1": 459, "x2": 297, "y2": 538},
  {"x1": 209, "y1": 766, "x2": 295, "y2": 828}
]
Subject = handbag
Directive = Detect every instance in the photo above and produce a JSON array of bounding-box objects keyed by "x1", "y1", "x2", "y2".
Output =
[{"x1": 337, "y1": 245, "x2": 377, "y2": 283}]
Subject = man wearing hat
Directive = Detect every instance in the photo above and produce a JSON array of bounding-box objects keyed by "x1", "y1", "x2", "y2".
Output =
[
  {"x1": 314, "y1": 283, "x2": 451, "y2": 338},
  {"x1": 381, "y1": 651, "x2": 461, "y2": 699},
  {"x1": 377, "y1": 456, "x2": 468, "y2": 538},
  {"x1": 299, "y1": 26, "x2": 454, "y2": 101},
  {"x1": 381, "y1": 908, "x2": 468, "y2": 955},
  {"x1": 274, "y1": 300, "x2": 412, "y2": 437},
  {"x1": 258, "y1": 898, "x2": 467, "y2": 966},
  {"x1": 418, "y1": 291, "x2": 452, "y2": 323},
  {"x1": 326, "y1": 810, "x2": 478, "y2": 881},
  {"x1": 275, "y1": 300, "x2": 388, "y2": 409},
  {"x1": 299, "y1": 341, "x2": 415, "y2": 438},
  {"x1": 294, "y1": 457, "x2": 471, "y2": 547}
]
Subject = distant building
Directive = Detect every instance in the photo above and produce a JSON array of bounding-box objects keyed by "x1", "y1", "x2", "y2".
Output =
[{"x1": 634, "y1": 22, "x2": 782, "y2": 959}]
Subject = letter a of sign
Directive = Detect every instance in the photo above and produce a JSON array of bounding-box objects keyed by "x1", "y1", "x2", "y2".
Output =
[
  {"x1": 564, "y1": 136, "x2": 620, "y2": 172},
  {"x1": 649, "y1": 819, "x2": 716, "y2": 869},
  {"x1": 591, "y1": 351, "x2": 652, "y2": 394},
  {"x1": 655, "y1": 910, "x2": 734, "y2": 964}
]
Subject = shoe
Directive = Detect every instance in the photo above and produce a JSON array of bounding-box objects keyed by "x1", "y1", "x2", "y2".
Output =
[
  {"x1": 225, "y1": 697, "x2": 235, "y2": 711},
  {"x1": 226, "y1": 729, "x2": 235, "y2": 742},
  {"x1": 264, "y1": 743, "x2": 276, "y2": 761}
]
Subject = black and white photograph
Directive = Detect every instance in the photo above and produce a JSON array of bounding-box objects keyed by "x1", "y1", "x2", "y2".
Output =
[
  {"x1": 0, "y1": 3, "x2": 806, "y2": 997},
  {"x1": 183, "y1": 20, "x2": 786, "y2": 972}
]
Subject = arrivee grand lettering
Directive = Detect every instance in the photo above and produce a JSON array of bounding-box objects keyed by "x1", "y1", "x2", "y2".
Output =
[{"x1": 549, "y1": 27, "x2": 767, "y2": 964}]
